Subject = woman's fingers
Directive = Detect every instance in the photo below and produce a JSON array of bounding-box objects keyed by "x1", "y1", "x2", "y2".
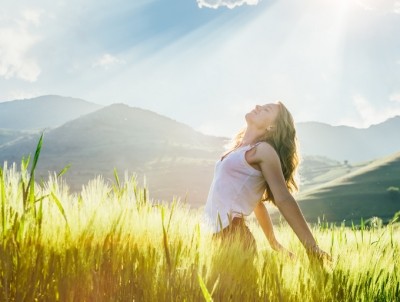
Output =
[{"x1": 307, "y1": 246, "x2": 331, "y2": 264}]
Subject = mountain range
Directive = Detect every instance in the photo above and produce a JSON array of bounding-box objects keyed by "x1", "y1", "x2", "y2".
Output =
[
  {"x1": 0, "y1": 95, "x2": 399, "y2": 221},
  {"x1": 0, "y1": 95, "x2": 101, "y2": 131},
  {"x1": 296, "y1": 118, "x2": 400, "y2": 163},
  {"x1": 0, "y1": 97, "x2": 224, "y2": 206}
]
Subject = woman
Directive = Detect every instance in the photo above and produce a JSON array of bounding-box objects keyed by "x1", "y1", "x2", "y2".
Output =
[{"x1": 204, "y1": 101, "x2": 330, "y2": 260}]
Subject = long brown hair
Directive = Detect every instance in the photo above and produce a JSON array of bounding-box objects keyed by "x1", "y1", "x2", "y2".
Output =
[{"x1": 227, "y1": 102, "x2": 300, "y2": 204}]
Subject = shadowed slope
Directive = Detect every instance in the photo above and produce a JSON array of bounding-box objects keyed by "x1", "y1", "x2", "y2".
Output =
[{"x1": 295, "y1": 151, "x2": 400, "y2": 224}]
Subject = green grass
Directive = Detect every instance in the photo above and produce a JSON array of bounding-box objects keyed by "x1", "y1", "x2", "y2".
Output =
[{"x1": 1, "y1": 139, "x2": 400, "y2": 301}]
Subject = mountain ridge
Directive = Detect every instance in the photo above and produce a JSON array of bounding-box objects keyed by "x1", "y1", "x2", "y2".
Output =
[
  {"x1": 0, "y1": 96, "x2": 399, "y2": 218},
  {"x1": 0, "y1": 95, "x2": 102, "y2": 130},
  {"x1": 296, "y1": 115, "x2": 400, "y2": 162},
  {"x1": 0, "y1": 103, "x2": 225, "y2": 206}
]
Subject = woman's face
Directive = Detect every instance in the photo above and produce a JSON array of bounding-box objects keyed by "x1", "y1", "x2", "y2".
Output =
[{"x1": 245, "y1": 103, "x2": 280, "y2": 129}]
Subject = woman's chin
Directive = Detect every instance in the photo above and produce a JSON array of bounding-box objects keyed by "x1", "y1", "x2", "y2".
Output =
[{"x1": 245, "y1": 113, "x2": 254, "y2": 125}]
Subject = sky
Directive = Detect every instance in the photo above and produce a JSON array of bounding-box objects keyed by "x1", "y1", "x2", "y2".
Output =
[{"x1": 0, "y1": 0, "x2": 400, "y2": 137}]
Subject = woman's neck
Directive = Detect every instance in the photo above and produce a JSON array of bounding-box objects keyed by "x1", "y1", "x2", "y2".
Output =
[{"x1": 239, "y1": 128, "x2": 262, "y2": 147}]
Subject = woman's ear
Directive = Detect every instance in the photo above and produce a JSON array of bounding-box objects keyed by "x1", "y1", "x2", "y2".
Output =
[{"x1": 267, "y1": 125, "x2": 276, "y2": 131}]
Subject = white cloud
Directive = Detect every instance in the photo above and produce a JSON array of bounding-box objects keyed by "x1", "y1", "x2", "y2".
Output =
[
  {"x1": 389, "y1": 93, "x2": 400, "y2": 103},
  {"x1": 92, "y1": 54, "x2": 125, "y2": 70},
  {"x1": 0, "y1": 28, "x2": 41, "y2": 82},
  {"x1": 353, "y1": 95, "x2": 376, "y2": 126},
  {"x1": 340, "y1": 94, "x2": 400, "y2": 127},
  {"x1": 0, "y1": 10, "x2": 42, "y2": 82},
  {"x1": 197, "y1": 0, "x2": 260, "y2": 9},
  {"x1": 355, "y1": 0, "x2": 400, "y2": 14},
  {"x1": 21, "y1": 9, "x2": 44, "y2": 26}
]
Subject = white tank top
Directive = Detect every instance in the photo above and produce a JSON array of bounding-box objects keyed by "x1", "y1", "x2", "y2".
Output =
[{"x1": 204, "y1": 143, "x2": 266, "y2": 233}]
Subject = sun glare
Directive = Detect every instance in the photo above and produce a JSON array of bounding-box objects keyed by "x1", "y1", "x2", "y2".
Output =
[{"x1": 324, "y1": 0, "x2": 353, "y2": 13}]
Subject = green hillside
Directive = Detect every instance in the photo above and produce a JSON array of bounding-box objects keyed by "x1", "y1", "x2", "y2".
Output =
[
  {"x1": 298, "y1": 155, "x2": 369, "y2": 191},
  {"x1": 294, "y1": 151, "x2": 400, "y2": 225}
]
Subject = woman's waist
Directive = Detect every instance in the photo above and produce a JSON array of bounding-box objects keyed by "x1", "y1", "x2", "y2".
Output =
[{"x1": 230, "y1": 216, "x2": 246, "y2": 226}]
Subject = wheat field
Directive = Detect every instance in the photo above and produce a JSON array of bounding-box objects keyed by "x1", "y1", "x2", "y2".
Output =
[{"x1": 1, "y1": 137, "x2": 399, "y2": 301}]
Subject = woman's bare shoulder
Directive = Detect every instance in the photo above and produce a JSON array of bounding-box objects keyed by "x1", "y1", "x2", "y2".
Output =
[
  {"x1": 255, "y1": 142, "x2": 276, "y2": 155},
  {"x1": 253, "y1": 142, "x2": 280, "y2": 162}
]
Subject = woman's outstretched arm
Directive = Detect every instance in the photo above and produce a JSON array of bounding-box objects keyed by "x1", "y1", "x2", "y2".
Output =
[
  {"x1": 253, "y1": 143, "x2": 330, "y2": 259},
  {"x1": 254, "y1": 202, "x2": 294, "y2": 257}
]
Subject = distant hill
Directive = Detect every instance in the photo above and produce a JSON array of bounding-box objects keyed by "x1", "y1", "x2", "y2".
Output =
[
  {"x1": 0, "y1": 95, "x2": 101, "y2": 130},
  {"x1": 292, "y1": 151, "x2": 400, "y2": 225},
  {"x1": 1, "y1": 95, "x2": 400, "y2": 214},
  {"x1": 296, "y1": 116, "x2": 400, "y2": 163},
  {"x1": 0, "y1": 104, "x2": 225, "y2": 206},
  {"x1": 1, "y1": 95, "x2": 399, "y2": 164}
]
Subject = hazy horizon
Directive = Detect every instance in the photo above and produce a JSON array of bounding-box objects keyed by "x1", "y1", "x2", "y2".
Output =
[{"x1": 1, "y1": 95, "x2": 400, "y2": 136}]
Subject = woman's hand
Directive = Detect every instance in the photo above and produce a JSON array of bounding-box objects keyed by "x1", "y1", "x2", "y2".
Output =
[
  {"x1": 271, "y1": 241, "x2": 296, "y2": 260},
  {"x1": 306, "y1": 245, "x2": 332, "y2": 264},
  {"x1": 283, "y1": 249, "x2": 296, "y2": 261}
]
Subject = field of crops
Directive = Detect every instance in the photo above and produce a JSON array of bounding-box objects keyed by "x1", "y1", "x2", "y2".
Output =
[{"x1": 1, "y1": 138, "x2": 399, "y2": 301}]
